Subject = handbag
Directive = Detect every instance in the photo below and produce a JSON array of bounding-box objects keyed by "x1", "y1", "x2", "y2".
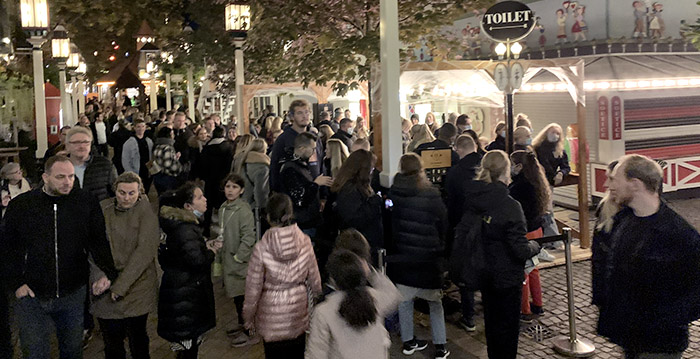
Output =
[
  {"x1": 146, "y1": 159, "x2": 161, "y2": 176},
  {"x1": 448, "y1": 211, "x2": 487, "y2": 291}
]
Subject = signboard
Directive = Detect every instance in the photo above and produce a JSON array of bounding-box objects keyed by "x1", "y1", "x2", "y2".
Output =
[
  {"x1": 481, "y1": 1, "x2": 536, "y2": 42},
  {"x1": 494, "y1": 63, "x2": 509, "y2": 91},
  {"x1": 611, "y1": 96, "x2": 622, "y2": 140},
  {"x1": 421, "y1": 149, "x2": 452, "y2": 169},
  {"x1": 598, "y1": 96, "x2": 609, "y2": 140},
  {"x1": 509, "y1": 62, "x2": 524, "y2": 90}
]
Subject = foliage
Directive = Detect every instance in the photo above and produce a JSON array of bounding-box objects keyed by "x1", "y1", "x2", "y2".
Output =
[{"x1": 683, "y1": 2, "x2": 700, "y2": 48}]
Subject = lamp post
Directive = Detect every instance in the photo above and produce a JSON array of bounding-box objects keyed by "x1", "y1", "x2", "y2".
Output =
[
  {"x1": 225, "y1": 0, "x2": 250, "y2": 135},
  {"x1": 20, "y1": 0, "x2": 50, "y2": 157},
  {"x1": 76, "y1": 59, "x2": 86, "y2": 116},
  {"x1": 139, "y1": 42, "x2": 160, "y2": 114},
  {"x1": 493, "y1": 41, "x2": 523, "y2": 154},
  {"x1": 66, "y1": 49, "x2": 80, "y2": 125},
  {"x1": 51, "y1": 24, "x2": 70, "y2": 126}
]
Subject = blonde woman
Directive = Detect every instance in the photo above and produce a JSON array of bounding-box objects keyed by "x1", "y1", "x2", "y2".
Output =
[
  {"x1": 234, "y1": 138, "x2": 271, "y2": 211},
  {"x1": 354, "y1": 116, "x2": 369, "y2": 140},
  {"x1": 266, "y1": 117, "x2": 284, "y2": 146},
  {"x1": 401, "y1": 119, "x2": 412, "y2": 153},
  {"x1": 425, "y1": 112, "x2": 439, "y2": 133},
  {"x1": 406, "y1": 124, "x2": 435, "y2": 153},
  {"x1": 532, "y1": 123, "x2": 570, "y2": 186},
  {"x1": 232, "y1": 134, "x2": 254, "y2": 174},
  {"x1": 324, "y1": 139, "x2": 349, "y2": 178},
  {"x1": 591, "y1": 160, "x2": 620, "y2": 308}
]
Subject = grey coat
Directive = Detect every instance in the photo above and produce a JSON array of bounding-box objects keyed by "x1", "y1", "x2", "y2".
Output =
[
  {"x1": 122, "y1": 136, "x2": 154, "y2": 174},
  {"x1": 240, "y1": 151, "x2": 271, "y2": 210},
  {"x1": 219, "y1": 198, "x2": 257, "y2": 297}
]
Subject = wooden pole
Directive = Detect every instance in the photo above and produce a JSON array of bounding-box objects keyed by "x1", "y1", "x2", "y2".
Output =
[{"x1": 576, "y1": 61, "x2": 591, "y2": 248}]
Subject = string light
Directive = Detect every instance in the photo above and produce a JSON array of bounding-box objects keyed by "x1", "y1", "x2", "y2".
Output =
[{"x1": 517, "y1": 78, "x2": 700, "y2": 93}]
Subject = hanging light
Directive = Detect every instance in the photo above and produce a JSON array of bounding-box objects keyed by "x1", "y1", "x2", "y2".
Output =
[
  {"x1": 495, "y1": 42, "x2": 507, "y2": 60},
  {"x1": 51, "y1": 24, "x2": 70, "y2": 60}
]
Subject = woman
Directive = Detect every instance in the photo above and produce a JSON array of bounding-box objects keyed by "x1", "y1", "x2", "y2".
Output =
[
  {"x1": 152, "y1": 127, "x2": 183, "y2": 195},
  {"x1": 235, "y1": 138, "x2": 270, "y2": 212},
  {"x1": 388, "y1": 153, "x2": 449, "y2": 359},
  {"x1": 460, "y1": 150, "x2": 540, "y2": 359},
  {"x1": 266, "y1": 117, "x2": 283, "y2": 146},
  {"x1": 323, "y1": 139, "x2": 349, "y2": 179},
  {"x1": 591, "y1": 160, "x2": 620, "y2": 308},
  {"x1": 425, "y1": 112, "x2": 439, "y2": 134},
  {"x1": 406, "y1": 124, "x2": 435, "y2": 153},
  {"x1": 485, "y1": 121, "x2": 506, "y2": 151},
  {"x1": 354, "y1": 116, "x2": 369, "y2": 140},
  {"x1": 93, "y1": 172, "x2": 159, "y2": 359},
  {"x1": 401, "y1": 119, "x2": 412, "y2": 154},
  {"x1": 0, "y1": 162, "x2": 30, "y2": 200},
  {"x1": 226, "y1": 125, "x2": 238, "y2": 143},
  {"x1": 509, "y1": 150, "x2": 551, "y2": 322},
  {"x1": 187, "y1": 126, "x2": 208, "y2": 179},
  {"x1": 305, "y1": 250, "x2": 401, "y2": 359},
  {"x1": 464, "y1": 129, "x2": 487, "y2": 156},
  {"x1": 243, "y1": 193, "x2": 322, "y2": 359},
  {"x1": 232, "y1": 134, "x2": 254, "y2": 173},
  {"x1": 532, "y1": 123, "x2": 571, "y2": 186},
  {"x1": 157, "y1": 183, "x2": 221, "y2": 359}
]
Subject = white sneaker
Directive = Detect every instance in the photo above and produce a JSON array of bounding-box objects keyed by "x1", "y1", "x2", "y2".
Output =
[{"x1": 538, "y1": 249, "x2": 556, "y2": 262}]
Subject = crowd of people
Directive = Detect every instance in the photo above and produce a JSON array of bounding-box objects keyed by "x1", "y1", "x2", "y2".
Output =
[{"x1": 0, "y1": 97, "x2": 699, "y2": 359}]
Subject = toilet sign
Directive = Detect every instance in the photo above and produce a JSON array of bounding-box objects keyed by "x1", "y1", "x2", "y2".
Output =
[{"x1": 481, "y1": 1, "x2": 536, "y2": 42}]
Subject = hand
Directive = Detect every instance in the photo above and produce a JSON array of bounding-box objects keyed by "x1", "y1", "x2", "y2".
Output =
[
  {"x1": 314, "y1": 175, "x2": 333, "y2": 187},
  {"x1": 206, "y1": 240, "x2": 222, "y2": 254},
  {"x1": 111, "y1": 293, "x2": 122, "y2": 301},
  {"x1": 554, "y1": 172, "x2": 564, "y2": 185},
  {"x1": 92, "y1": 276, "x2": 112, "y2": 296},
  {"x1": 1, "y1": 193, "x2": 10, "y2": 207},
  {"x1": 175, "y1": 152, "x2": 182, "y2": 160},
  {"x1": 15, "y1": 284, "x2": 35, "y2": 299}
]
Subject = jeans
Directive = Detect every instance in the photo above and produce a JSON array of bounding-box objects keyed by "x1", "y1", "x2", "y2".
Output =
[
  {"x1": 624, "y1": 351, "x2": 683, "y2": 359},
  {"x1": 15, "y1": 286, "x2": 86, "y2": 359},
  {"x1": 97, "y1": 314, "x2": 150, "y2": 359},
  {"x1": 396, "y1": 284, "x2": 447, "y2": 345},
  {"x1": 263, "y1": 334, "x2": 305, "y2": 359},
  {"x1": 482, "y1": 285, "x2": 522, "y2": 359},
  {"x1": 459, "y1": 287, "x2": 475, "y2": 320}
]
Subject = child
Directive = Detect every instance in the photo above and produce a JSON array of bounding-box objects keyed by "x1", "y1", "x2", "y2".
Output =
[{"x1": 218, "y1": 173, "x2": 258, "y2": 347}]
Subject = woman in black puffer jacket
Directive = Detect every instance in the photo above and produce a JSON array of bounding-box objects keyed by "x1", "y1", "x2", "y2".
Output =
[
  {"x1": 388, "y1": 153, "x2": 450, "y2": 358},
  {"x1": 158, "y1": 183, "x2": 221, "y2": 359}
]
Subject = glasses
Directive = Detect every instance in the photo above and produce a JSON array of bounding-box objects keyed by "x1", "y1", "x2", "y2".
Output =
[{"x1": 68, "y1": 140, "x2": 92, "y2": 146}]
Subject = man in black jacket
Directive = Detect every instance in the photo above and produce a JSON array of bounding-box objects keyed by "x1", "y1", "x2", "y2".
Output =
[
  {"x1": 597, "y1": 154, "x2": 700, "y2": 359},
  {"x1": 4, "y1": 155, "x2": 118, "y2": 359},
  {"x1": 197, "y1": 126, "x2": 235, "y2": 236},
  {"x1": 66, "y1": 126, "x2": 117, "y2": 202},
  {"x1": 330, "y1": 118, "x2": 354, "y2": 150}
]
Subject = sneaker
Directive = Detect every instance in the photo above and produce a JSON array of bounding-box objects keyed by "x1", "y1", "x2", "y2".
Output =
[
  {"x1": 435, "y1": 346, "x2": 450, "y2": 359},
  {"x1": 458, "y1": 317, "x2": 476, "y2": 332},
  {"x1": 538, "y1": 248, "x2": 556, "y2": 262},
  {"x1": 402, "y1": 338, "x2": 428, "y2": 355},
  {"x1": 530, "y1": 303, "x2": 545, "y2": 316},
  {"x1": 230, "y1": 332, "x2": 260, "y2": 347},
  {"x1": 520, "y1": 313, "x2": 536, "y2": 323}
]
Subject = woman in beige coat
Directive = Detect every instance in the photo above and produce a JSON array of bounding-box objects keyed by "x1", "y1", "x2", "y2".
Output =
[{"x1": 91, "y1": 172, "x2": 160, "y2": 359}]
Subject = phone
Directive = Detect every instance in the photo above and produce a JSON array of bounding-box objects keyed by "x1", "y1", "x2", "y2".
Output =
[{"x1": 385, "y1": 199, "x2": 393, "y2": 209}]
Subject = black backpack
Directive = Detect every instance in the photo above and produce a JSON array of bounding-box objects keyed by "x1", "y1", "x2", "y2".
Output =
[{"x1": 449, "y1": 210, "x2": 487, "y2": 291}]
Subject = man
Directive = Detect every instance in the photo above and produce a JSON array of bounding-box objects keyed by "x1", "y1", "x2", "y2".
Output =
[
  {"x1": 172, "y1": 112, "x2": 194, "y2": 173},
  {"x1": 4, "y1": 155, "x2": 118, "y2": 359},
  {"x1": 597, "y1": 154, "x2": 700, "y2": 359},
  {"x1": 203, "y1": 116, "x2": 216, "y2": 139},
  {"x1": 513, "y1": 126, "x2": 533, "y2": 152},
  {"x1": 121, "y1": 119, "x2": 154, "y2": 192},
  {"x1": 44, "y1": 125, "x2": 71, "y2": 160},
  {"x1": 330, "y1": 118, "x2": 355, "y2": 150},
  {"x1": 210, "y1": 114, "x2": 222, "y2": 127},
  {"x1": 434, "y1": 112, "x2": 458, "y2": 137},
  {"x1": 90, "y1": 112, "x2": 111, "y2": 157},
  {"x1": 279, "y1": 132, "x2": 333, "y2": 237},
  {"x1": 344, "y1": 109, "x2": 352, "y2": 120},
  {"x1": 317, "y1": 111, "x2": 331, "y2": 127},
  {"x1": 78, "y1": 114, "x2": 91, "y2": 128},
  {"x1": 66, "y1": 127, "x2": 118, "y2": 202},
  {"x1": 445, "y1": 135, "x2": 482, "y2": 333},
  {"x1": 455, "y1": 114, "x2": 472, "y2": 133},
  {"x1": 197, "y1": 126, "x2": 235, "y2": 236},
  {"x1": 108, "y1": 119, "x2": 133, "y2": 174},
  {"x1": 415, "y1": 122, "x2": 460, "y2": 166},
  {"x1": 330, "y1": 110, "x2": 343, "y2": 133}
]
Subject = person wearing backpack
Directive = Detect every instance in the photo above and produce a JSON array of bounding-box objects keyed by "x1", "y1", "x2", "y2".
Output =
[{"x1": 456, "y1": 150, "x2": 540, "y2": 359}]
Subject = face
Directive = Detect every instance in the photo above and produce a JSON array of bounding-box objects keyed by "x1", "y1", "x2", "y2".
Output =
[
  {"x1": 291, "y1": 106, "x2": 311, "y2": 128},
  {"x1": 224, "y1": 181, "x2": 244, "y2": 201},
  {"x1": 197, "y1": 128, "x2": 209, "y2": 141},
  {"x1": 79, "y1": 116, "x2": 90, "y2": 127},
  {"x1": 299, "y1": 141, "x2": 316, "y2": 160},
  {"x1": 59, "y1": 128, "x2": 70, "y2": 143},
  {"x1": 271, "y1": 132, "x2": 280, "y2": 143},
  {"x1": 227, "y1": 128, "x2": 237, "y2": 141},
  {"x1": 134, "y1": 123, "x2": 146, "y2": 138},
  {"x1": 186, "y1": 187, "x2": 207, "y2": 213},
  {"x1": 607, "y1": 163, "x2": 634, "y2": 205},
  {"x1": 66, "y1": 133, "x2": 92, "y2": 161},
  {"x1": 42, "y1": 161, "x2": 75, "y2": 196},
  {"x1": 173, "y1": 115, "x2": 186, "y2": 129},
  {"x1": 115, "y1": 182, "x2": 140, "y2": 209},
  {"x1": 5, "y1": 167, "x2": 22, "y2": 183},
  {"x1": 204, "y1": 119, "x2": 215, "y2": 132}
]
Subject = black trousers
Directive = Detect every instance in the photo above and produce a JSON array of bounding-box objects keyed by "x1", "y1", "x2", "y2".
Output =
[
  {"x1": 263, "y1": 334, "x2": 305, "y2": 359},
  {"x1": 0, "y1": 286, "x2": 12, "y2": 359},
  {"x1": 97, "y1": 314, "x2": 150, "y2": 359},
  {"x1": 481, "y1": 285, "x2": 522, "y2": 359},
  {"x1": 234, "y1": 295, "x2": 244, "y2": 326},
  {"x1": 459, "y1": 286, "x2": 476, "y2": 320}
]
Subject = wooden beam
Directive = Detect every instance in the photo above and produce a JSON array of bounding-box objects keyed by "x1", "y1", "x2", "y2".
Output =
[{"x1": 576, "y1": 61, "x2": 591, "y2": 248}]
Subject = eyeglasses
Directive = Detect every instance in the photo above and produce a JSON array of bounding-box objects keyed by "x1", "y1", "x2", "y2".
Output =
[{"x1": 68, "y1": 140, "x2": 92, "y2": 146}]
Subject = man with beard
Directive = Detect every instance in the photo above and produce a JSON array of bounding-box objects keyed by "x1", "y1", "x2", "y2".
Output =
[{"x1": 596, "y1": 154, "x2": 700, "y2": 359}]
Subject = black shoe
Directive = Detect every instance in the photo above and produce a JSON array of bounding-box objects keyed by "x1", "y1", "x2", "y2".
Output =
[
  {"x1": 458, "y1": 317, "x2": 476, "y2": 332},
  {"x1": 530, "y1": 303, "x2": 545, "y2": 316},
  {"x1": 520, "y1": 313, "x2": 536, "y2": 323},
  {"x1": 402, "y1": 338, "x2": 428, "y2": 355},
  {"x1": 435, "y1": 346, "x2": 450, "y2": 359}
]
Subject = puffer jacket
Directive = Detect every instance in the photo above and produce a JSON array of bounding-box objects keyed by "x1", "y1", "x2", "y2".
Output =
[
  {"x1": 75, "y1": 154, "x2": 118, "y2": 201},
  {"x1": 157, "y1": 206, "x2": 216, "y2": 342},
  {"x1": 243, "y1": 224, "x2": 322, "y2": 342},
  {"x1": 240, "y1": 151, "x2": 270, "y2": 210}
]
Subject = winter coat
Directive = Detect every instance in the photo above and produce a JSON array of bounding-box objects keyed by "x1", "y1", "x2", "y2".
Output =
[
  {"x1": 508, "y1": 173, "x2": 545, "y2": 232},
  {"x1": 90, "y1": 121, "x2": 111, "y2": 145},
  {"x1": 485, "y1": 136, "x2": 506, "y2": 151},
  {"x1": 121, "y1": 136, "x2": 153, "y2": 175},
  {"x1": 461, "y1": 181, "x2": 540, "y2": 289},
  {"x1": 596, "y1": 203, "x2": 700, "y2": 353},
  {"x1": 91, "y1": 196, "x2": 159, "y2": 319},
  {"x1": 153, "y1": 138, "x2": 183, "y2": 177},
  {"x1": 534, "y1": 141, "x2": 571, "y2": 185},
  {"x1": 75, "y1": 155, "x2": 118, "y2": 202},
  {"x1": 328, "y1": 184, "x2": 383, "y2": 251},
  {"x1": 445, "y1": 152, "x2": 481, "y2": 231},
  {"x1": 591, "y1": 200, "x2": 614, "y2": 308},
  {"x1": 219, "y1": 198, "x2": 257, "y2": 298},
  {"x1": 270, "y1": 126, "x2": 300, "y2": 192},
  {"x1": 198, "y1": 138, "x2": 235, "y2": 208},
  {"x1": 3, "y1": 187, "x2": 118, "y2": 299},
  {"x1": 387, "y1": 174, "x2": 447, "y2": 289},
  {"x1": 157, "y1": 206, "x2": 216, "y2": 342},
  {"x1": 108, "y1": 126, "x2": 133, "y2": 174},
  {"x1": 305, "y1": 271, "x2": 401, "y2": 359},
  {"x1": 240, "y1": 151, "x2": 270, "y2": 210},
  {"x1": 280, "y1": 156, "x2": 322, "y2": 230},
  {"x1": 330, "y1": 130, "x2": 353, "y2": 150},
  {"x1": 243, "y1": 224, "x2": 322, "y2": 342}
]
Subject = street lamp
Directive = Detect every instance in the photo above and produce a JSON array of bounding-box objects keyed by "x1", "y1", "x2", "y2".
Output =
[
  {"x1": 20, "y1": 0, "x2": 50, "y2": 158},
  {"x1": 76, "y1": 58, "x2": 87, "y2": 116},
  {"x1": 139, "y1": 42, "x2": 160, "y2": 113},
  {"x1": 225, "y1": 0, "x2": 250, "y2": 134},
  {"x1": 66, "y1": 44, "x2": 80, "y2": 125},
  {"x1": 493, "y1": 41, "x2": 525, "y2": 153},
  {"x1": 51, "y1": 24, "x2": 70, "y2": 126}
]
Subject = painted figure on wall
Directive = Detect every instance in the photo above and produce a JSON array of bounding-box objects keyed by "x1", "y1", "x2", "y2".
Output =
[
  {"x1": 571, "y1": 5, "x2": 588, "y2": 41},
  {"x1": 633, "y1": 1, "x2": 648, "y2": 39},
  {"x1": 556, "y1": 8, "x2": 568, "y2": 44},
  {"x1": 469, "y1": 27, "x2": 482, "y2": 58},
  {"x1": 536, "y1": 18, "x2": 547, "y2": 47},
  {"x1": 649, "y1": 2, "x2": 665, "y2": 39}
]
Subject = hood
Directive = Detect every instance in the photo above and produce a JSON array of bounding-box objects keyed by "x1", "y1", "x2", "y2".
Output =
[
  {"x1": 246, "y1": 151, "x2": 271, "y2": 166},
  {"x1": 264, "y1": 225, "x2": 306, "y2": 262},
  {"x1": 159, "y1": 205, "x2": 199, "y2": 230},
  {"x1": 459, "y1": 152, "x2": 482, "y2": 170},
  {"x1": 391, "y1": 173, "x2": 423, "y2": 196},
  {"x1": 463, "y1": 181, "x2": 510, "y2": 213}
]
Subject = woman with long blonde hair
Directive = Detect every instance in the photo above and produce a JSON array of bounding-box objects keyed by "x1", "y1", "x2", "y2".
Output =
[
  {"x1": 235, "y1": 138, "x2": 271, "y2": 211},
  {"x1": 407, "y1": 124, "x2": 435, "y2": 153},
  {"x1": 425, "y1": 112, "x2": 439, "y2": 133},
  {"x1": 266, "y1": 117, "x2": 284, "y2": 146},
  {"x1": 532, "y1": 123, "x2": 570, "y2": 186},
  {"x1": 324, "y1": 139, "x2": 349, "y2": 178},
  {"x1": 591, "y1": 160, "x2": 621, "y2": 308}
]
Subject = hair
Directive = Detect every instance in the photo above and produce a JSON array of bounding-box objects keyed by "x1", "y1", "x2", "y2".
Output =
[
  {"x1": 113, "y1": 171, "x2": 143, "y2": 194},
  {"x1": 438, "y1": 123, "x2": 457, "y2": 142},
  {"x1": 160, "y1": 182, "x2": 201, "y2": 209},
  {"x1": 212, "y1": 126, "x2": 225, "y2": 139},
  {"x1": 44, "y1": 155, "x2": 72, "y2": 174},
  {"x1": 326, "y1": 139, "x2": 350, "y2": 178},
  {"x1": 59, "y1": 125, "x2": 72, "y2": 134},
  {"x1": 133, "y1": 118, "x2": 146, "y2": 126},
  {"x1": 351, "y1": 137, "x2": 370, "y2": 152},
  {"x1": 401, "y1": 118, "x2": 412, "y2": 133},
  {"x1": 0, "y1": 162, "x2": 20, "y2": 179},
  {"x1": 339, "y1": 118, "x2": 353, "y2": 129},
  {"x1": 331, "y1": 149, "x2": 375, "y2": 197},
  {"x1": 596, "y1": 160, "x2": 621, "y2": 233},
  {"x1": 266, "y1": 193, "x2": 294, "y2": 227},
  {"x1": 66, "y1": 126, "x2": 93, "y2": 142},
  {"x1": 619, "y1": 154, "x2": 663, "y2": 194},
  {"x1": 174, "y1": 111, "x2": 187, "y2": 119},
  {"x1": 270, "y1": 117, "x2": 283, "y2": 132},
  {"x1": 494, "y1": 121, "x2": 506, "y2": 138},
  {"x1": 447, "y1": 112, "x2": 458, "y2": 124},
  {"x1": 410, "y1": 113, "x2": 419, "y2": 122},
  {"x1": 319, "y1": 111, "x2": 330, "y2": 121},
  {"x1": 235, "y1": 138, "x2": 267, "y2": 174},
  {"x1": 455, "y1": 134, "x2": 476, "y2": 153},
  {"x1": 456, "y1": 114, "x2": 469, "y2": 127},
  {"x1": 407, "y1": 124, "x2": 435, "y2": 153},
  {"x1": 477, "y1": 150, "x2": 510, "y2": 183},
  {"x1": 318, "y1": 124, "x2": 334, "y2": 143},
  {"x1": 516, "y1": 117, "x2": 532, "y2": 130},
  {"x1": 463, "y1": 129, "x2": 485, "y2": 153},
  {"x1": 326, "y1": 250, "x2": 377, "y2": 329},
  {"x1": 222, "y1": 172, "x2": 245, "y2": 191},
  {"x1": 157, "y1": 126, "x2": 173, "y2": 138},
  {"x1": 334, "y1": 229, "x2": 371, "y2": 263},
  {"x1": 532, "y1": 123, "x2": 565, "y2": 158},
  {"x1": 289, "y1": 99, "x2": 310, "y2": 115},
  {"x1": 425, "y1": 112, "x2": 436, "y2": 124},
  {"x1": 399, "y1": 153, "x2": 432, "y2": 189},
  {"x1": 294, "y1": 132, "x2": 317, "y2": 149},
  {"x1": 510, "y1": 150, "x2": 551, "y2": 217},
  {"x1": 235, "y1": 134, "x2": 254, "y2": 155}
]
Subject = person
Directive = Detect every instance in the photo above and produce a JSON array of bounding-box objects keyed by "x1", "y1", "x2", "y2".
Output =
[
  {"x1": 425, "y1": 112, "x2": 439, "y2": 133},
  {"x1": 92, "y1": 172, "x2": 159, "y2": 359},
  {"x1": 187, "y1": 126, "x2": 208, "y2": 178},
  {"x1": 508, "y1": 150, "x2": 551, "y2": 321},
  {"x1": 596, "y1": 154, "x2": 700, "y2": 359},
  {"x1": 226, "y1": 125, "x2": 238, "y2": 143},
  {"x1": 459, "y1": 150, "x2": 540, "y2": 359},
  {"x1": 203, "y1": 117, "x2": 216, "y2": 140},
  {"x1": 388, "y1": 153, "x2": 450, "y2": 359},
  {"x1": 350, "y1": 137, "x2": 370, "y2": 152},
  {"x1": 316, "y1": 111, "x2": 332, "y2": 128},
  {"x1": 533, "y1": 123, "x2": 570, "y2": 186},
  {"x1": 354, "y1": 116, "x2": 369, "y2": 140},
  {"x1": 406, "y1": 124, "x2": 435, "y2": 153},
  {"x1": 306, "y1": 250, "x2": 401, "y2": 359},
  {"x1": 401, "y1": 119, "x2": 412, "y2": 153},
  {"x1": 0, "y1": 162, "x2": 31, "y2": 200},
  {"x1": 279, "y1": 132, "x2": 333, "y2": 238},
  {"x1": 232, "y1": 134, "x2": 254, "y2": 172},
  {"x1": 323, "y1": 139, "x2": 349, "y2": 179},
  {"x1": 330, "y1": 118, "x2": 354, "y2": 150},
  {"x1": 591, "y1": 160, "x2": 620, "y2": 308},
  {"x1": 513, "y1": 126, "x2": 533, "y2": 152},
  {"x1": 44, "y1": 125, "x2": 71, "y2": 159},
  {"x1": 157, "y1": 182, "x2": 220, "y2": 359},
  {"x1": 4, "y1": 155, "x2": 118, "y2": 359},
  {"x1": 90, "y1": 112, "x2": 111, "y2": 157},
  {"x1": 266, "y1": 117, "x2": 284, "y2": 146},
  {"x1": 152, "y1": 127, "x2": 183, "y2": 195},
  {"x1": 463, "y1": 129, "x2": 486, "y2": 156},
  {"x1": 65, "y1": 126, "x2": 118, "y2": 202},
  {"x1": 415, "y1": 123, "x2": 459, "y2": 166},
  {"x1": 455, "y1": 114, "x2": 472, "y2": 133},
  {"x1": 235, "y1": 138, "x2": 270, "y2": 212},
  {"x1": 218, "y1": 174, "x2": 258, "y2": 347},
  {"x1": 77, "y1": 114, "x2": 91, "y2": 128},
  {"x1": 108, "y1": 119, "x2": 133, "y2": 174},
  {"x1": 173, "y1": 112, "x2": 195, "y2": 177},
  {"x1": 515, "y1": 114, "x2": 532, "y2": 130},
  {"x1": 243, "y1": 193, "x2": 322, "y2": 359},
  {"x1": 433, "y1": 113, "x2": 457, "y2": 138},
  {"x1": 121, "y1": 119, "x2": 154, "y2": 193},
  {"x1": 485, "y1": 122, "x2": 506, "y2": 151},
  {"x1": 197, "y1": 126, "x2": 236, "y2": 236},
  {"x1": 410, "y1": 114, "x2": 420, "y2": 126},
  {"x1": 330, "y1": 110, "x2": 342, "y2": 133},
  {"x1": 270, "y1": 99, "x2": 314, "y2": 192}
]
